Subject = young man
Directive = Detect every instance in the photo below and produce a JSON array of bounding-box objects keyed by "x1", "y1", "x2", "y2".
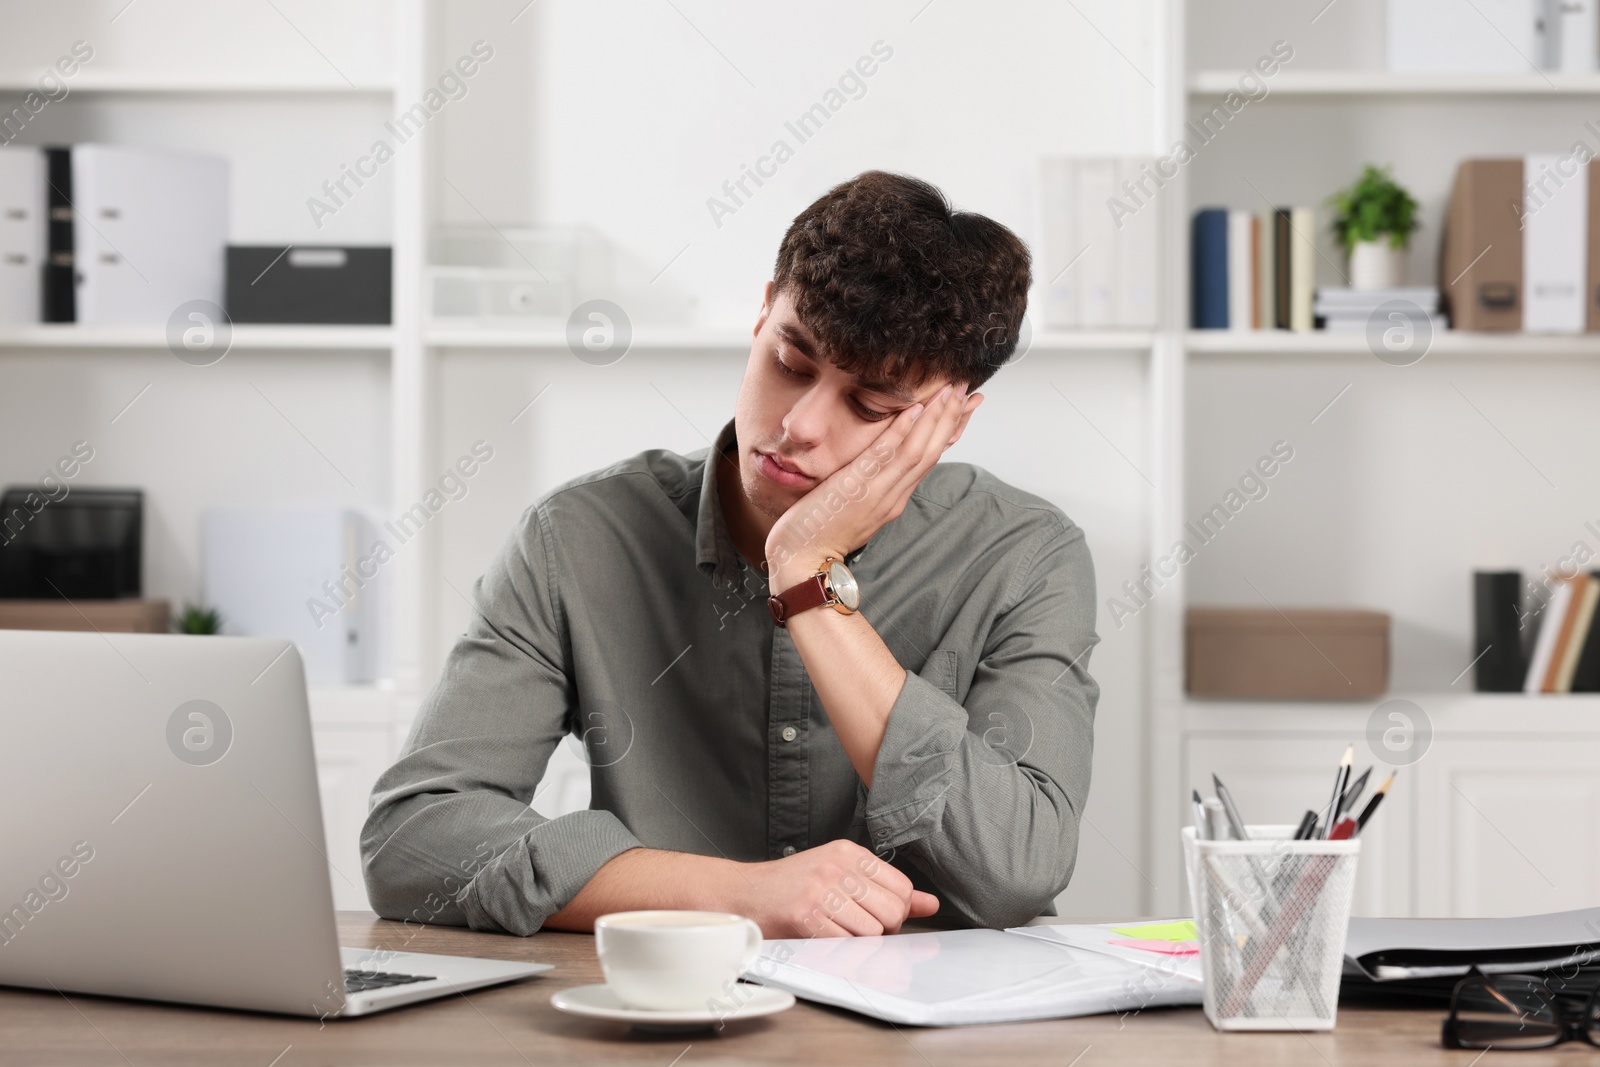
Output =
[{"x1": 362, "y1": 171, "x2": 1100, "y2": 938}]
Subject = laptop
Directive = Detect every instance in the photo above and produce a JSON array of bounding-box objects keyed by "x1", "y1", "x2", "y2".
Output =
[{"x1": 0, "y1": 629, "x2": 551, "y2": 1017}]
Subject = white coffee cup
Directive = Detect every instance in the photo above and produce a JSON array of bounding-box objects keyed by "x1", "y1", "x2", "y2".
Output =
[{"x1": 593, "y1": 910, "x2": 763, "y2": 1011}]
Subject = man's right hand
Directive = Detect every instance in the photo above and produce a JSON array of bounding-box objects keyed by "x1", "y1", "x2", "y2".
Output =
[{"x1": 724, "y1": 839, "x2": 940, "y2": 938}]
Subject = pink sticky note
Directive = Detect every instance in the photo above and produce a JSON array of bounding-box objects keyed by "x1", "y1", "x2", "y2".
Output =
[{"x1": 1108, "y1": 937, "x2": 1200, "y2": 957}]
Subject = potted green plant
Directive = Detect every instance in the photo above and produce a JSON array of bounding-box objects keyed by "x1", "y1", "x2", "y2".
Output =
[
  {"x1": 174, "y1": 602, "x2": 224, "y2": 635},
  {"x1": 1328, "y1": 165, "x2": 1419, "y2": 291}
]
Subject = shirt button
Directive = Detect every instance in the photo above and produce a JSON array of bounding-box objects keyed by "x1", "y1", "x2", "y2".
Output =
[
  {"x1": 781, "y1": 845, "x2": 796, "y2": 857},
  {"x1": 780, "y1": 726, "x2": 798, "y2": 742}
]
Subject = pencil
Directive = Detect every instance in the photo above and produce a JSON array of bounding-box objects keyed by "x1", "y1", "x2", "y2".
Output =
[
  {"x1": 1336, "y1": 766, "x2": 1372, "y2": 819},
  {"x1": 1319, "y1": 744, "x2": 1354, "y2": 840},
  {"x1": 1354, "y1": 771, "x2": 1395, "y2": 832}
]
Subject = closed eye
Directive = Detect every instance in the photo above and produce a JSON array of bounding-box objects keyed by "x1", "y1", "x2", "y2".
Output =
[{"x1": 773, "y1": 350, "x2": 893, "y2": 422}]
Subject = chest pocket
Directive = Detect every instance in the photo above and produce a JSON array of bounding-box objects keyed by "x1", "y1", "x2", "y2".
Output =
[{"x1": 919, "y1": 648, "x2": 960, "y2": 701}]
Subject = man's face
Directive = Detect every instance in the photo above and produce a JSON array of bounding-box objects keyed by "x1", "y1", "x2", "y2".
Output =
[{"x1": 731, "y1": 283, "x2": 954, "y2": 522}]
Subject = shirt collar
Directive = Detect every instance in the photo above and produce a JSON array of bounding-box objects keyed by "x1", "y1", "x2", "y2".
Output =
[
  {"x1": 696, "y1": 418, "x2": 746, "y2": 589},
  {"x1": 696, "y1": 416, "x2": 877, "y2": 590}
]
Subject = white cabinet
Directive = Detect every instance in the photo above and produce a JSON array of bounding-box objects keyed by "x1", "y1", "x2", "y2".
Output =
[
  {"x1": 310, "y1": 726, "x2": 391, "y2": 911},
  {"x1": 309, "y1": 688, "x2": 397, "y2": 911},
  {"x1": 1416, "y1": 738, "x2": 1600, "y2": 918}
]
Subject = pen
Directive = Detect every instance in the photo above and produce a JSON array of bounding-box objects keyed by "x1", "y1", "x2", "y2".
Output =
[
  {"x1": 1292, "y1": 809, "x2": 1318, "y2": 840},
  {"x1": 1211, "y1": 773, "x2": 1252, "y2": 841},
  {"x1": 1192, "y1": 788, "x2": 1209, "y2": 840},
  {"x1": 1355, "y1": 771, "x2": 1396, "y2": 833},
  {"x1": 1319, "y1": 745, "x2": 1354, "y2": 839},
  {"x1": 1202, "y1": 797, "x2": 1228, "y2": 842},
  {"x1": 1336, "y1": 766, "x2": 1372, "y2": 820}
]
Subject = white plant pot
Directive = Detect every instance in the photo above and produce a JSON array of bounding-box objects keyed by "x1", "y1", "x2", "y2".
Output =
[{"x1": 1348, "y1": 238, "x2": 1406, "y2": 291}]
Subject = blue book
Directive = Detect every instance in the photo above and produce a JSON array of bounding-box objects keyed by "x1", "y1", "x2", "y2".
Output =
[{"x1": 1191, "y1": 208, "x2": 1229, "y2": 329}]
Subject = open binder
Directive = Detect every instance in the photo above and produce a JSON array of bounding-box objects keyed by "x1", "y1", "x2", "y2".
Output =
[
  {"x1": 1346, "y1": 905, "x2": 1600, "y2": 981},
  {"x1": 748, "y1": 921, "x2": 1203, "y2": 1027}
]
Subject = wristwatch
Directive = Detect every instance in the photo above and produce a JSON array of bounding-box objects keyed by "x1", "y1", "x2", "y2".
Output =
[{"x1": 767, "y1": 556, "x2": 861, "y2": 627}]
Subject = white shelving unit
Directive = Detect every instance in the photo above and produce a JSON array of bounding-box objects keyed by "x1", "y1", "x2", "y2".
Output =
[
  {"x1": 0, "y1": 0, "x2": 424, "y2": 911},
  {"x1": 1149, "y1": 0, "x2": 1600, "y2": 919},
  {"x1": 1190, "y1": 70, "x2": 1600, "y2": 95},
  {"x1": 0, "y1": 325, "x2": 395, "y2": 350}
]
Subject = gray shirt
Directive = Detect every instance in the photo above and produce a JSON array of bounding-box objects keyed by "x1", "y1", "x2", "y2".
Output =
[{"x1": 362, "y1": 416, "x2": 1100, "y2": 933}]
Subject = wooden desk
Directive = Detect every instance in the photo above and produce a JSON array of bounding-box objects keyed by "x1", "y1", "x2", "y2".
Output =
[{"x1": 0, "y1": 911, "x2": 1533, "y2": 1065}]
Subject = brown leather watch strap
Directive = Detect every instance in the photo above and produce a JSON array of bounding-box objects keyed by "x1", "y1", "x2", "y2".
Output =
[{"x1": 767, "y1": 573, "x2": 830, "y2": 627}]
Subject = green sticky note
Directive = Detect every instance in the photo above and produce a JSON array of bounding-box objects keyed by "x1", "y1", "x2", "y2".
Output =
[{"x1": 1108, "y1": 920, "x2": 1197, "y2": 942}]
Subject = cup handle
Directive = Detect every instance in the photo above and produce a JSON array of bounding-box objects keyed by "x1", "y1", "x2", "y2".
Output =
[{"x1": 737, "y1": 917, "x2": 763, "y2": 975}]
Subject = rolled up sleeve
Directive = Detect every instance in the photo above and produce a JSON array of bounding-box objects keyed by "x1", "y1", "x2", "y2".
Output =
[
  {"x1": 860, "y1": 519, "x2": 1100, "y2": 929},
  {"x1": 360, "y1": 503, "x2": 642, "y2": 936}
]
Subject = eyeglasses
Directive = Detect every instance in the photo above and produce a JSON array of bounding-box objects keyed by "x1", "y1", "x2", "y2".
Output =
[{"x1": 1442, "y1": 971, "x2": 1600, "y2": 1050}]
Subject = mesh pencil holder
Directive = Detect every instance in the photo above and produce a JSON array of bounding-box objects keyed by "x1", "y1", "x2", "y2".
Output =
[{"x1": 1181, "y1": 824, "x2": 1360, "y2": 1031}]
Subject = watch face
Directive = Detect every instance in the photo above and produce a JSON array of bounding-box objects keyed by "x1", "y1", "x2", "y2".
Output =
[{"x1": 827, "y1": 561, "x2": 860, "y2": 611}]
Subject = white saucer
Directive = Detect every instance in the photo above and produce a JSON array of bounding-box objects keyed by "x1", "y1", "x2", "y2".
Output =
[{"x1": 550, "y1": 982, "x2": 795, "y2": 1031}]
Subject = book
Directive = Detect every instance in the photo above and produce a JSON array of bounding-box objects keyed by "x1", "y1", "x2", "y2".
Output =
[
  {"x1": 1474, "y1": 570, "x2": 1526, "y2": 692},
  {"x1": 1526, "y1": 576, "x2": 1577, "y2": 693},
  {"x1": 1554, "y1": 574, "x2": 1599, "y2": 692},
  {"x1": 1440, "y1": 159, "x2": 1524, "y2": 331},
  {"x1": 1572, "y1": 572, "x2": 1600, "y2": 691},
  {"x1": 1289, "y1": 206, "x2": 1315, "y2": 332},
  {"x1": 1250, "y1": 215, "x2": 1260, "y2": 328},
  {"x1": 1257, "y1": 206, "x2": 1276, "y2": 329},
  {"x1": 1227, "y1": 209, "x2": 1253, "y2": 331},
  {"x1": 1192, "y1": 208, "x2": 1229, "y2": 329},
  {"x1": 1315, "y1": 286, "x2": 1440, "y2": 311},
  {"x1": 1274, "y1": 208, "x2": 1291, "y2": 329}
]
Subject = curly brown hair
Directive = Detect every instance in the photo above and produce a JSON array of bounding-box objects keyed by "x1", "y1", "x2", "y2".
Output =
[{"x1": 771, "y1": 170, "x2": 1031, "y2": 394}]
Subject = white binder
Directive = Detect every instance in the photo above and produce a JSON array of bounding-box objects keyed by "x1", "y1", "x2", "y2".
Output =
[
  {"x1": 1037, "y1": 157, "x2": 1080, "y2": 329},
  {"x1": 1387, "y1": 0, "x2": 1545, "y2": 73},
  {"x1": 201, "y1": 505, "x2": 386, "y2": 686},
  {"x1": 1523, "y1": 152, "x2": 1587, "y2": 334},
  {"x1": 1114, "y1": 157, "x2": 1160, "y2": 329},
  {"x1": 70, "y1": 144, "x2": 228, "y2": 326},
  {"x1": 1076, "y1": 159, "x2": 1118, "y2": 328},
  {"x1": 0, "y1": 145, "x2": 45, "y2": 324}
]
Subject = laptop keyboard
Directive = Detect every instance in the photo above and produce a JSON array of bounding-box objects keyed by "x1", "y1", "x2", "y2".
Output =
[{"x1": 344, "y1": 968, "x2": 437, "y2": 994}]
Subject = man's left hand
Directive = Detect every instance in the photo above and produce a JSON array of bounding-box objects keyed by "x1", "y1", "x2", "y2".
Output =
[{"x1": 765, "y1": 382, "x2": 981, "y2": 590}]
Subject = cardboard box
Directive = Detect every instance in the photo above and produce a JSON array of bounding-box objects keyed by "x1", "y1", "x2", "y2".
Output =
[
  {"x1": 0, "y1": 598, "x2": 170, "y2": 633},
  {"x1": 1186, "y1": 607, "x2": 1390, "y2": 700}
]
